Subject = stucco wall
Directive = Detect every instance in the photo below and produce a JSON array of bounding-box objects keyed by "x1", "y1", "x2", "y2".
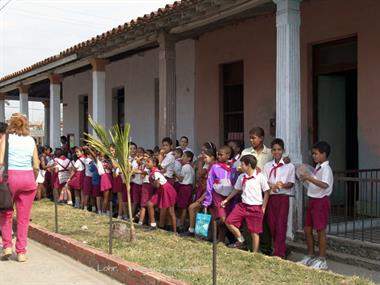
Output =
[
  {"x1": 62, "y1": 70, "x2": 92, "y2": 146},
  {"x1": 195, "y1": 0, "x2": 380, "y2": 168},
  {"x1": 105, "y1": 48, "x2": 158, "y2": 149}
]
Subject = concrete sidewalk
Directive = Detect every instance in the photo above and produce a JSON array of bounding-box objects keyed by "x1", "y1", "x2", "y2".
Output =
[
  {"x1": 0, "y1": 239, "x2": 122, "y2": 285},
  {"x1": 289, "y1": 251, "x2": 380, "y2": 284}
]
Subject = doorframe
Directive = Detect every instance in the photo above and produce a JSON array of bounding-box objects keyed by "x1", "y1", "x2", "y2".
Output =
[{"x1": 311, "y1": 36, "x2": 358, "y2": 144}]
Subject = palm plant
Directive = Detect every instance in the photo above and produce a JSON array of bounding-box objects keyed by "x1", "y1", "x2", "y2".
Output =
[{"x1": 84, "y1": 116, "x2": 136, "y2": 241}]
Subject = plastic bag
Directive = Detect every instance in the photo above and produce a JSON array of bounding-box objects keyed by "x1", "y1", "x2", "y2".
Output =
[{"x1": 195, "y1": 212, "x2": 212, "y2": 238}]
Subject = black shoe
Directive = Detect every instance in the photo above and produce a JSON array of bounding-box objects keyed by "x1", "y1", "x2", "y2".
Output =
[
  {"x1": 177, "y1": 226, "x2": 185, "y2": 234},
  {"x1": 261, "y1": 248, "x2": 273, "y2": 256},
  {"x1": 180, "y1": 231, "x2": 195, "y2": 237},
  {"x1": 228, "y1": 241, "x2": 247, "y2": 250},
  {"x1": 148, "y1": 225, "x2": 158, "y2": 231},
  {"x1": 285, "y1": 248, "x2": 291, "y2": 259}
]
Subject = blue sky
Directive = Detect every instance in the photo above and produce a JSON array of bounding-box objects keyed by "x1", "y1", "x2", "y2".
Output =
[{"x1": 0, "y1": 0, "x2": 171, "y2": 122}]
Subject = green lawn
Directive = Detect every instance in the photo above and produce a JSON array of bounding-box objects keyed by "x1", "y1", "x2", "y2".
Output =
[{"x1": 31, "y1": 200, "x2": 372, "y2": 285}]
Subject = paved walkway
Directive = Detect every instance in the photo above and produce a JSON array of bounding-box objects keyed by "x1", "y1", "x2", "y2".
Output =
[
  {"x1": 0, "y1": 239, "x2": 121, "y2": 285},
  {"x1": 289, "y1": 252, "x2": 380, "y2": 284}
]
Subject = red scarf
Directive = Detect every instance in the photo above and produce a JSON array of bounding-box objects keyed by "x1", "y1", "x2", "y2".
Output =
[
  {"x1": 218, "y1": 162, "x2": 231, "y2": 172},
  {"x1": 269, "y1": 162, "x2": 284, "y2": 179},
  {"x1": 149, "y1": 167, "x2": 159, "y2": 180},
  {"x1": 242, "y1": 175, "x2": 255, "y2": 186}
]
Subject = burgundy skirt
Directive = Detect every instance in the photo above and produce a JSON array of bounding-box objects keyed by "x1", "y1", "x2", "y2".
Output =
[
  {"x1": 149, "y1": 182, "x2": 177, "y2": 209},
  {"x1": 131, "y1": 183, "x2": 142, "y2": 204},
  {"x1": 140, "y1": 183, "x2": 154, "y2": 207},
  {"x1": 113, "y1": 175, "x2": 123, "y2": 193},
  {"x1": 100, "y1": 173, "x2": 113, "y2": 191},
  {"x1": 68, "y1": 170, "x2": 84, "y2": 190},
  {"x1": 83, "y1": 176, "x2": 92, "y2": 195},
  {"x1": 52, "y1": 172, "x2": 65, "y2": 190},
  {"x1": 176, "y1": 184, "x2": 193, "y2": 209}
]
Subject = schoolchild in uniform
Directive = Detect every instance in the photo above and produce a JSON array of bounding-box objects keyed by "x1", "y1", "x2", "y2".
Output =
[
  {"x1": 202, "y1": 145, "x2": 234, "y2": 242},
  {"x1": 299, "y1": 141, "x2": 333, "y2": 270},
  {"x1": 158, "y1": 137, "x2": 176, "y2": 186},
  {"x1": 222, "y1": 155, "x2": 270, "y2": 252},
  {"x1": 264, "y1": 139, "x2": 295, "y2": 258},
  {"x1": 146, "y1": 156, "x2": 177, "y2": 232},
  {"x1": 68, "y1": 146, "x2": 86, "y2": 208},
  {"x1": 174, "y1": 150, "x2": 195, "y2": 232},
  {"x1": 139, "y1": 150, "x2": 154, "y2": 225}
]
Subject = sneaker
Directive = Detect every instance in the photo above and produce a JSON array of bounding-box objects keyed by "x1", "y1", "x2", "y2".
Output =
[
  {"x1": 298, "y1": 255, "x2": 317, "y2": 266},
  {"x1": 67, "y1": 201, "x2": 73, "y2": 206},
  {"x1": 310, "y1": 258, "x2": 328, "y2": 270},
  {"x1": 16, "y1": 253, "x2": 27, "y2": 262},
  {"x1": 180, "y1": 230, "x2": 194, "y2": 237},
  {"x1": 117, "y1": 215, "x2": 123, "y2": 220},
  {"x1": 228, "y1": 241, "x2": 247, "y2": 250},
  {"x1": 148, "y1": 225, "x2": 157, "y2": 231},
  {"x1": 91, "y1": 206, "x2": 96, "y2": 212},
  {"x1": 1, "y1": 247, "x2": 12, "y2": 260}
]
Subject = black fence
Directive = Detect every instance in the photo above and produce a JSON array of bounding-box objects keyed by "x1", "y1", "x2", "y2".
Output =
[{"x1": 303, "y1": 169, "x2": 380, "y2": 243}]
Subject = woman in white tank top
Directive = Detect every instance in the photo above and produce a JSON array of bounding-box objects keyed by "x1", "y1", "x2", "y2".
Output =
[{"x1": 0, "y1": 113, "x2": 40, "y2": 262}]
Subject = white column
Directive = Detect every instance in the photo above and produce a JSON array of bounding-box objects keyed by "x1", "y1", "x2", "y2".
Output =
[
  {"x1": 90, "y1": 58, "x2": 108, "y2": 130},
  {"x1": 158, "y1": 33, "x2": 176, "y2": 143},
  {"x1": 18, "y1": 84, "x2": 30, "y2": 117},
  {"x1": 43, "y1": 101, "x2": 50, "y2": 145},
  {"x1": 49, "y1": 74, "x2": 62, "y2": 148},
  {"x1": 0, "y1": 93, "x2": 6, "y2": 123},
  {"x1": 274, "y1": 0, "x2": 303, "y2": 239}
]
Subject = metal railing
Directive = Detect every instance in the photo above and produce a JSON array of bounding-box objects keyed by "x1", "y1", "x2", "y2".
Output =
[{"x1": 303, "y1": 169, "x2": 380, "y2": 243}]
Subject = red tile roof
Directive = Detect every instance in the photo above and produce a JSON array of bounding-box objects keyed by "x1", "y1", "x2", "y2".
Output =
[{"x1": 0, "y1": 0, "x2": 196, "y2": 84}]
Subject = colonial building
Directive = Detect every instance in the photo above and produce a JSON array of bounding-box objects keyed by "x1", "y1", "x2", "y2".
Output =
[{"x1": 1, "y1": 0, "x2": 379, "y2": 245}]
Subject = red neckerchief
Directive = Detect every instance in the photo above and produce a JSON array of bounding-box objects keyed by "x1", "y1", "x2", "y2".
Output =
[
  {"x1": 149, "y1": 167, "x2": 159, "y2": 180},
  {"x1": 59, "y1": 155, "x2": 66, "y2": 160},
  {"x1": 269, "y1": 162, "x2": 284, "y2": 179},
  {"x1": 242, "y1": 175, "x2": 255, "y2": 186},
  {"x1": 218, "y1": 162, "x2": 231, "y2": 172}
]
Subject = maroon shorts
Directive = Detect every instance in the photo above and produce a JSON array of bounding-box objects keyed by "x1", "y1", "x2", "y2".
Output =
[
  {"x1": 211, "y1": 192, "x2": 232, "y2": 220},
  {"x1": 131, "y1": 183, "x2": 142, "y2": 204},
  {"x1": 304, "y1": 196, "x2": 330, "y2": 231},
  {"x1": 92, "y1": 184, "x2": 102, "y2": 198},
  {"x1": 176, "y1": 184, "x2": 193, "y2": 209},
  {"x1": 226, "y1": 202, "x2": 264, "y2": 234},
  {"x1": 112, "y1": 175, "x2": 123, "y2": 193}
]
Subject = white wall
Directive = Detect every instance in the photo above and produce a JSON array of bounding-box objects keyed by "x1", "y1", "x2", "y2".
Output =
[
  {"x1": 62, "y1": 70, "x2": 92, "y2": 146},
  {"x1": 176, "y1": 39, "x2": 196, "y2": 152},
  {"x1": 105, "y1": 49, "x2": 158, "y2": 149}
]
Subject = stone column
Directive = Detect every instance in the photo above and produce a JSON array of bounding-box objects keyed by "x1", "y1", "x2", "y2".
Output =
[
  {"x1": 43, "y1": 100, "x2": 50, "y2": 145},
  {"x1": 18, "y1": 84, "x2": 30, "y2": 117},
  {"x1": 274, "y1": 0, "x2": 303, "y2": 238},
  {"x1": 158, "y1": 33, "x2": 176, "y2": 143},
  {"x1": 49, "y1": 74, "x2": 62, "y2": 148},
  {"x1": 89, "y1": 58, "x2": 108, "y2": 130},
  {"x1": 0, "y1": 93, "x2": 6, "y2": 123}
]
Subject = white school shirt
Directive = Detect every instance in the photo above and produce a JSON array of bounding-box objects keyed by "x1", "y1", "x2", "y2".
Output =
[
  {"x1": 55, "y1": 157, "x2": 72, "y2": 184},
  {"x1": 179, "y1": 163, "x2": 195, "y2": 185},
  {"x1": 161, "y1": 151, "x2": 175, "y2": 178},
  {"x1": 142, "y1": 167, "x2": 150, "y2": 183},
  {"x1": 234, "y1": 170, "x2": 270, "y2": 205},
  {"x1": 73, "y1": 157, "x2": 86, "y2": 171},
  {"x1": 84, "y1": 157, "x2": 93, "y2": 177},
  {"x1": 263, "y1": 159, "x2": 295, "y2": 196},
  {"x1": 152, "y1": 171, "x2": 167, "y2": 186},
  {"x1": 174, "y1": 159, "x2": 182, "y2": 181},
  {"x1": 307, "y1": 161, "x2": 333, "y2": 198},
  {"x1": 131, "y1": 159, "x2": 143, "y2": 185}
]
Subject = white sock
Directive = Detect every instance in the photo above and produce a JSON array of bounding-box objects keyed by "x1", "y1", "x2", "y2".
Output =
[
  {"x1": 237, "y1": 236, "x2": 245, "y2": 243},
  {"x1": 188, "y1": 227, "x2": 194, "y2": 233},
  {"x1": 150, "y1": 222, "x2": 157, "y2": 227}
]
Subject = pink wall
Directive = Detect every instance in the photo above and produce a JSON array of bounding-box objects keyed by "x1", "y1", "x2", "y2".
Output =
[
  {"x1": 195, "y1": 15, "x2": 276, "y2": 149},
  {"x1": 195, "y1": 0, "x2": 380, "y2": 168},
  {"x1": 300, "y1": 0, "x2": 380, "y2": 168}
]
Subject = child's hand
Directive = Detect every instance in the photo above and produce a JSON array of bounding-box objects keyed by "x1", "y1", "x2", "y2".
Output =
[
  {"x1": 276, "y1": 181, "x2": 283, "y2": 189},
  {"x1": 262, "y1": 207, "x2": 266, "y2": 214},
  {"x1": 299, "y1": 174, "x2": 310, "y2": 182},
  {"x1": 220, "y1": 199, "x2": 228, "y2": 208}
]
